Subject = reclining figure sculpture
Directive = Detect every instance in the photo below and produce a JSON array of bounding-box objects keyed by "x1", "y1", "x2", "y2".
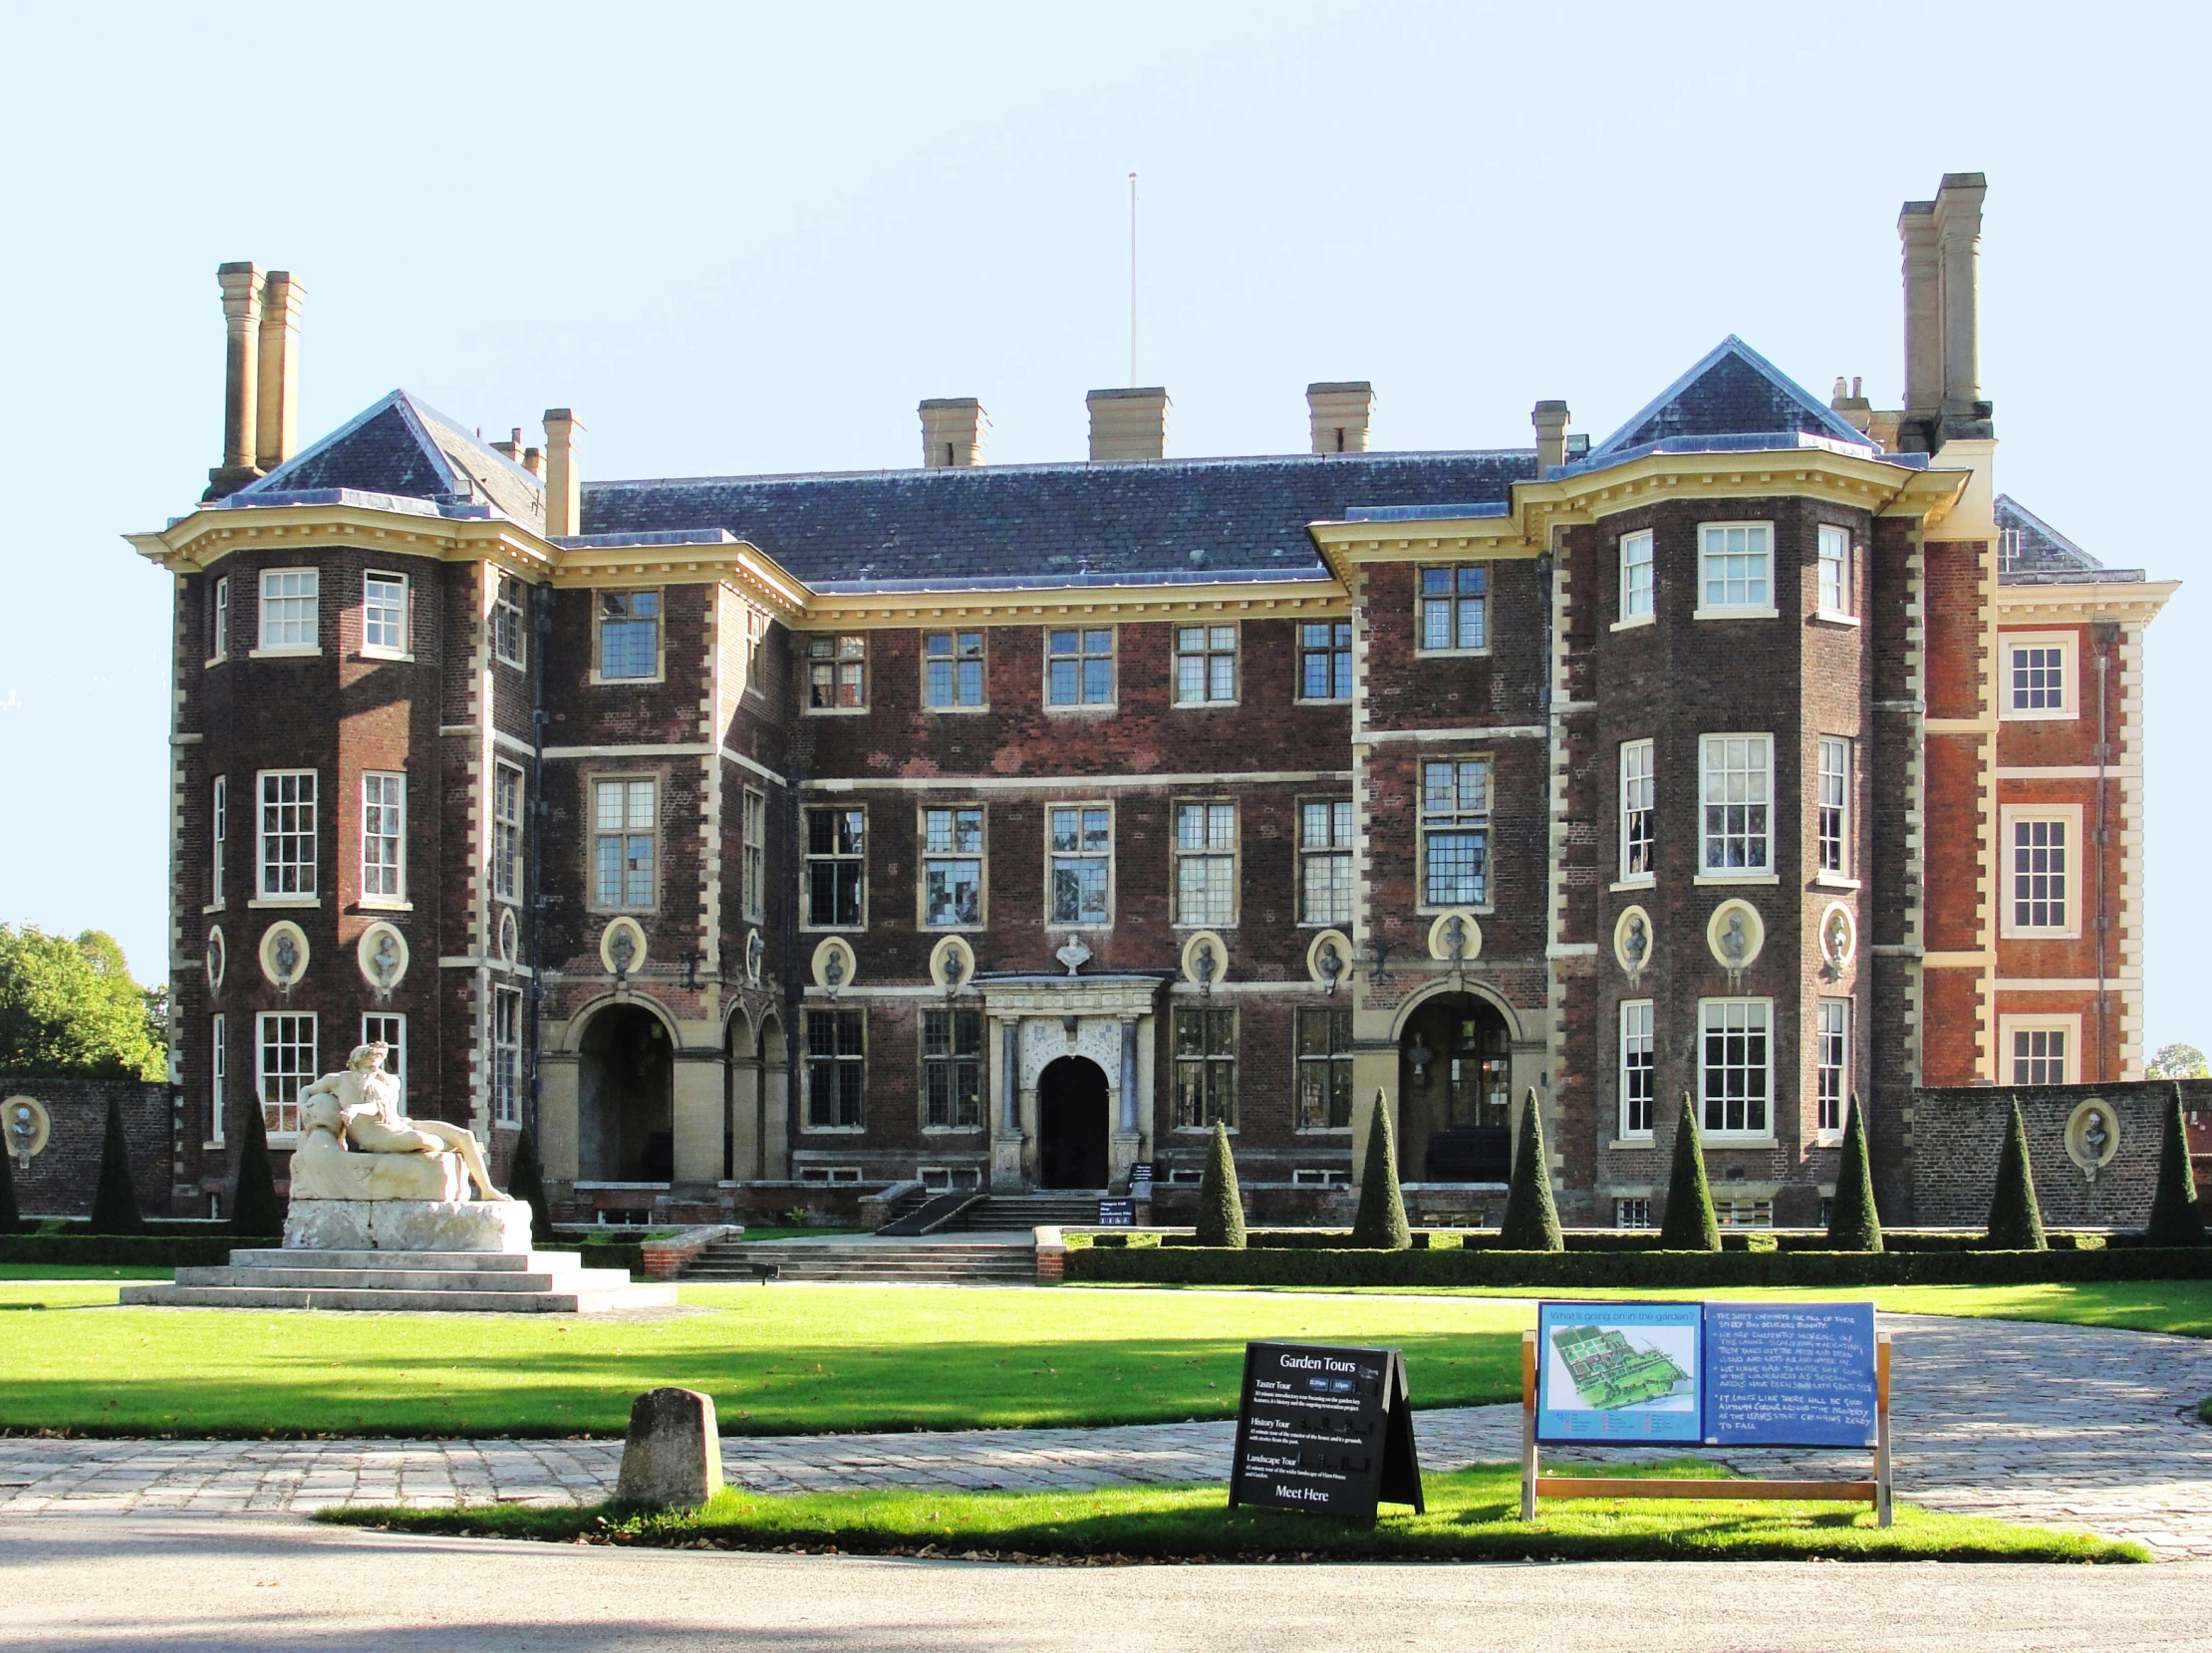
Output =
[{"x1": 288, "y1": 1041, "x2": 505, "y2": 1204}]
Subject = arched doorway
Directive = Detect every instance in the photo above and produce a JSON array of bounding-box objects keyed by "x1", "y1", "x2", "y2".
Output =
[
  {"x1": 1037, "y1": 1056, "x2": 1109, "y2": 1190},
  {"x1": 1398, "y1": 993, "x2": 1514, "y2": 1184},
  {"x1": 577, "y1": 1003, "x2": 675, "y2": 1182}
]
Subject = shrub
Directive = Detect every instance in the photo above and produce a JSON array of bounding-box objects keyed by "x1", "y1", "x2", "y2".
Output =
[
  {"x1": 1658, "y1": 1094, "x2": 1720, "y2": 1251},
  {"x1": 2146, "y1": 1082, "x2": 2208, "y2": 1247},
  {"x1": 0, "y1": 1234, "x2": 277, "y2": 1266},
  {"x1": 1825, "y1": 1093, "x2": 1882, "y2": 1252},
  {"x1": 1985, "y1": 1095, "x2": 2047, "y2": 1250},
  {"x1": 508, "y1": 1128, "x2": 554, "y2": 1245},
  {"x1": 89, "y1": 1092, "x2": 145, "y2": 1236},
  {"x1": 0, "y1": 1125, "x2": 19, "y2": 1236},
  {"x1": 1348, "y1": 1090, "x2": 1411, "y2": 1249},
  {"x1": 1194, "y1": 1121, "x2": 1245, "y2": 1248},
  {"x1": 230, "y1": 1093, "x2": 285, "y2": 1240},
  {"x1": 1499, "y1": 1089, "x2": 1562, "y2": 1251}
]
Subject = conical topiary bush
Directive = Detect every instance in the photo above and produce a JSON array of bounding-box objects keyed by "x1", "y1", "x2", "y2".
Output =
[
  {"x1": 508, "y1": 1127, "x2": 555, "y2": 1245},
  {"x1": 0, "y1": 1123, "x2": 19, "y2": 1236},
  {"x1": 230, "y1": 1091, "x2": 285, "y2": 1239},
  {"x1": 1194, "y1": 1119, "x2": 1246, "y2": 1248},
  {"x1": 89, "y1": 1093, "x2": 145, "y2": 1235},
  {"x1": 1349, "y1": 1089, "x2": 1411, "y2": 1248},
  {"x1": 2146, "y1": 1082, "x2": 2208, "y2": 1246},
  {"x1": 1658, "y1": 1092, "x2": 1721, "y2": 1250},
  {"x1": 1825, "y1": 1094, "x2": 1883, "y2": 1252},
  {"x1": 1984, "y1": 1095, "x2": 2047, "y2": 1250},
  {"x1": 1499, "y1": 1089, "x2": 1564, "y2": 1250}
]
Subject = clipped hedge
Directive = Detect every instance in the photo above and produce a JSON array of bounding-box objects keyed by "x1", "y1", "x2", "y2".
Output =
[
  {"x1": 1064, "y1": 1241, "x2": 2212, "y2": 1289},
  {"x1": 1148, "y1": 1228, "x2": 2110, "y2": 1255},
  {"x1": 0, "y1": 1234, "x2": 279, "y2": 1267}
]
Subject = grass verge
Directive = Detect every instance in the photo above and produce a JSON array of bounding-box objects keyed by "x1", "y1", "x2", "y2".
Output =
[{"x1": 318, "y1": 1463, "x2": 2146, "y2": 1564}]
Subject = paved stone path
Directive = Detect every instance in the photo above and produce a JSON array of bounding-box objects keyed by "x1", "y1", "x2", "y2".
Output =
[{"x1": 6, "y1": 1313, "x2": 2210, "y2": 1557}]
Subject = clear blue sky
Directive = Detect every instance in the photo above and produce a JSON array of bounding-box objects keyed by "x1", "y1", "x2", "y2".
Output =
[{"x1": 2, "y1": 3, "x2": 2204, "y2": 1051}]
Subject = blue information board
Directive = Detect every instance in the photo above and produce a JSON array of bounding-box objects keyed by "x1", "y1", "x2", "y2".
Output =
[
  {"x1": 1699, "y1": 1302, "x2": 1877, "y2": 1448},
  {"x1": 1534, "y1": 1301, "x2": 1703, "y2": 1444}
]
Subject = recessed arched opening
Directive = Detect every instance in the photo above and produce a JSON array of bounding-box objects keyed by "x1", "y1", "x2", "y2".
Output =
[
  {"x1": 1036, "y1": 1055, "x2": 1109, "y2": 1191},
  {"x1": 1398, "y1": 992, "x2": 1514, "y2": 1184},
  {"x1": 577, "y1": 1002, "x2": 675, "y2": 1183}
]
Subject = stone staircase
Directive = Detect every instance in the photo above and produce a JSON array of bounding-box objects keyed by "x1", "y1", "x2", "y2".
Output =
[
  {"x1": 963, "y1": 1193, "x2": 1110, "y2": 1229},
  {"x1": 685, "y1": 1237, "x2": 1037, "y2": 1285},
  {"x1": 119, "y1": 1248, "x2": 680, "y2": 1313}
]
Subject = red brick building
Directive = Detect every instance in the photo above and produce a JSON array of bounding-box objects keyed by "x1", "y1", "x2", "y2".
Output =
[{"x1": 134, "y1": 172, "x2": 2173, "y2": 1227}]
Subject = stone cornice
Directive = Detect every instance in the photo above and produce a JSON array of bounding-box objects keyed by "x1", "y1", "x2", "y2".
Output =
[{"x1": 1994, "y1": 580, "x2": 2178, "y2": 625}]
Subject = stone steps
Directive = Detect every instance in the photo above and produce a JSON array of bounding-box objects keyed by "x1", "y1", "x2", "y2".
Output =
[
  {"x1": 120, "y1": 1246, "x2": 678, "y2": 1314},
  {"x1": 687, "y1": 1239, "x2": 1036, "y2": 1285}
]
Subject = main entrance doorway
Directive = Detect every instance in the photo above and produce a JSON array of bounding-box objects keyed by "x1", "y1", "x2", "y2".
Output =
[
  {"x1": 1398, "y1": 993, "x2": 1514, "y2": 1183},
  {"x1": 577, "y1": 1003, "x2": 676, "y2": 1182},
  {"x1": 1036, "y1": 1056, "x2": 1109, "y2": 1190}
]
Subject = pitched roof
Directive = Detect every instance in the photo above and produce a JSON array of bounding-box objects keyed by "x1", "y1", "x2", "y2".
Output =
[
  {"x1": 577, "y1": 450, "x2": 1537, "y2": 587},
  {"x1": 1991, "y1": 494, "x2": 2140, "y2": 585},
  {"x1": 234, "y1": 391, "x2": 545, "y2": 529},
  {"x1": 1574, "y1": 336, "x2": 1876, "y2": 472}
]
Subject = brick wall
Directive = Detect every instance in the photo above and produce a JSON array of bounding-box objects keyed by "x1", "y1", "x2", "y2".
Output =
[
  {"x1": 1909, "y1": 1079, "x2": 2206, "y2": 1228},
  {"x1": 5, "y1": 1079, "x2": 175, "y2": 1220}
]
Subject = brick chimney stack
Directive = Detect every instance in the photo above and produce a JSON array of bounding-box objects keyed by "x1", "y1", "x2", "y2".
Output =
[
  {"x1": 920, "y1": 398, "x2": 988, "y2": 468},
  {"x1": 254, "y1": 271, "x2": 304, "y2": 473},
  {"x1": 207, "y1": 262, "x2": 263, "y2": 498},
  {"x1": 1531, "y1": 401, "x2": 1570, "y2": 473},
  {"x1": 543, "y1": 409, "x2": 583, "y2": 537},
  {"x1": 1087, "y1": 387, "x2": 1169, "y2": 461},
  {"x1": 1306, "y1": 383, "x2": 1373, "y2": 454}
]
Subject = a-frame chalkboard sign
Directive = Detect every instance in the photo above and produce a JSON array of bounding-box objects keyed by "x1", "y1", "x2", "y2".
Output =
[{"x1": 1228, "y1": 1341, "x2": 1425, "y2": 1523}]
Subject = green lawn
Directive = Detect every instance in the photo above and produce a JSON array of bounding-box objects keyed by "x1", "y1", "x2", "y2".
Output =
[
  {"x1": 320, "y1": 1464, "x2": 2145, "y2": 1564},
  {"x1": 0, "y1": 1265, "x2": 173, "y2": 1281},
  {"x1": 0, "y1": 1281, "x2": 1526, "y2": 1437}
]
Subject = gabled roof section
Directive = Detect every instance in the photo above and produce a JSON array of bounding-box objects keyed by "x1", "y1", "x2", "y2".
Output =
[
  {"x1": 580, "y1": 449, "x2": 1536, "y2": 589},
  {"x1": 233, "y1": 391, "x2": 545, "y2": 530},
  {"x1": 1992, "y1": 494, "x2": 2146, "y2": 586},
  {"x1": 1575, "y1": 337, "x2": 1877, "y2": 473}
]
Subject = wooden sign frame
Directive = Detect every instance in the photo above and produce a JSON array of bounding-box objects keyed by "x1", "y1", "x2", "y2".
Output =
[{"x1": 1519, "y1": 1327, "x2": 1892, "y2": 1525}]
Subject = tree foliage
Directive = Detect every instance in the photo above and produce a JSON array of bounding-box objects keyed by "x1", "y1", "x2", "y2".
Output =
[
  {"x1": 1658, "y1": 1094, "x2": 1721, "y2": 1251},
  {"x1": 2145, "y1": 1082, "x2": 2207, "y2": 1247},
  {"x1": 1349, "y1": 1089, "x2": 1411, "y2": 1248},
  {"x1": 1194, "y1": 1121, "x2": 1246, "y2": 1248},
  {"x1": 90, "y1": 1092, "x2": 146, "y2": 1235},
  {"x1": 1984, "y1": 1096, "x2": 2047, "y2": 1250},
  {"x1": 1825, "y1": 1094, "x2": 1883, "y2": 1252},
  {"x1": 0, "y1": 926, "x2": 165, "y2": 1080},
  {"x1": 1499, "y1": 1089, "x2": 1564, "y2": 1250},
  {"x1": 2147, "y1": 1043, "x2": 2210, "y2": 1081}
]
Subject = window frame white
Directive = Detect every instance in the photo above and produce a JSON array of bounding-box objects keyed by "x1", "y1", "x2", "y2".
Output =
[
  {"x1": 1816, "y1": 736, "x2": 1851, "y2": 878},
  {"x1": 2000, "y1": 1012, "x2": 2079, "y2": 1086},
  {"x1": 741, "y1": 787, "x2": 767, "y2": 924},
  {"x1": 1815, "y1": 524, "x2": 1853, "y2": 618},
  {"x1": 590, "y1": 775, "x2": 659, "y2": 913},
  {"x1": 492, "y1": 571, "x2": 527, "y2": 669},
  {"x1": 1297, "y1": 797, "x2": 1354, "y2": 927},
  {"x1": 1699, "y1": 733, "x2": 1773, "y2": 878},
  {"x1": 1296, "y1": 620, "x2": 1353, "y2": 702},
  {"x1": 1419, "y1": 755, "x2": 1492, "y2": 911},
  {"x1": 362, "y1": 570, "x2": 410, "y2": 657},
  {"x1": 803, "y1": 803, "x2": 866, "y2": 930},
  {"x1": 1699, "y1": 996, "x2": 1774, "y2": 1141},
  {"x1": 1047, "y1": 801, "x2": 1114, "y2": 928},
  {"x1": 594, "y1": 589, "x2": 665, "y2": 684},
  {"x1": 2000, "y1": 632, "x2": 2078, "y2": 721},
  {"x1": 211, "y1": 575, "x2": 230, "y2": 661},
  {"x1": 210, "y1": 775, "x2": 227, "y2": 907},
  {"x1": 1694, "y1": 521, "x2": 1777, "y2": 619},
  {"x1": 1172, "y1": 799, "x2": 1239, "y2": 928},
  {"x1": 1619, "y1": 738, "x2": 1655, "y2": 883},
  {"x1": 256, "y1": 1010, "x2": 316, "y2": 1141},
  {"x1": 490, "y1": 990, "x2": 522, "y2": 1125},
  {"x1": 919, "y1": 803, "x2": 986, "y2": 930},
  {"x1": 923, "y1": 630, "x2": 986, "y2": 710},
  {"x1": 2000, "y1": 803, "x2": 2082, "y2": 939},
  {"x1": 1173, "y1": 623, "x2": 1240, "y2": 706},
  {"x1": 492, "y1": 763, "x2": 524, "y2": 905},
  {"x1": 255, "y1": 568, "x2": 321, "y2": 655},
  {"x1": 1619, "y1": 998, "x2": 1655, "y2": 1139},
  {"x1": 208, "y1": 1012, "x2": 226, "y2": 1146},
  {"x1": 360, "y1": 771, "x2": 406, "y2": 905},
  {"x1": 1044, "y1": 626, "x2": 1116, "y2": 710},
  {"x1": 1618, "y1": 529, "x2": 1654, "y2": 625},
  {"x1": 256, "y1": 768, "x2": 318, "y2": 901},
  {"x1": 1815, "y1": 996, "x2": 1849, "y2": 1141},
  {"x1": 361, "y1": 1011, "x2": 407, "y2": 1106},
  {"x1": 1416, "y1": 564, "x2": 1490, "y2": 655}
]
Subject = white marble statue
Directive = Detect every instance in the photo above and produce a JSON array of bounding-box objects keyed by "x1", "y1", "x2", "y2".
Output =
[{"x1": 288, "y1": 1042, "x2": 504, "y2": 1204}]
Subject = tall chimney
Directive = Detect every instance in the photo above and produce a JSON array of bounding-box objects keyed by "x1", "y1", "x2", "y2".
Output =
[
  {"x1": 1531, "y1": 401, "x2": 1570, "y2": 473},
  {"x1": 253, "y1": 271, "x2": 304, "y2": 472},
  {"x1": 1898, "y1": 197, "x2": 1940, "y2": 447},
  {"x1": 207, "y1": 262, "x2": 263, "y2": 498},
  {"x1": 920, "y1": 398, "x2": 988, "y2": 468},
  {"x1": 1933, "y1": 171, "x2": 1989, "y2": 438},
  {"x1": 1306, "y1": 383, "x2": 1374, "y2": 454},
  {"x1": 543, "y1": 409, "x2": 583, "y2": 537},
  {"x1": 1087, "y1": 387, "x2": 1169, "y2": 461}
]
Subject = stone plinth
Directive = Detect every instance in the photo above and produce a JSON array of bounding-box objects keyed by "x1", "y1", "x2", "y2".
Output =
[
  {"x1": 617, "y1": 1387, "x2": 723, "y2": 1509},
  {"x1": 283, "y1": 1198, "x2": 533, "y2": 1253}
]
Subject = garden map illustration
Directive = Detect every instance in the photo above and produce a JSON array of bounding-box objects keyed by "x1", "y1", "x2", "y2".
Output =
[{"x1": 1549, "y1": 1323, "x2": 1693, "y2": 1410}]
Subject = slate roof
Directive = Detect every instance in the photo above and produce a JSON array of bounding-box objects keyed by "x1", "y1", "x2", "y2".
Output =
[
  {"x1": 1994, "y1": 494, "x2": 2142, "y2": 583},
  {"x1": 232, "y1": 391, "x2": 545, "y2": 530},
  {"x1": 577, "y1": 451, "x2": 1538, "y2": 587},
  {"x1": 1571, "y1": 337, "x2": 1878, "y2": 474}
]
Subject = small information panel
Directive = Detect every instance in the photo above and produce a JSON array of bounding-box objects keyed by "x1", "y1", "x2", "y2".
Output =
[
  {"x1": 1229, "y1": 1342, "x2": 1424, "y2": 1521},
  {"x1": 1129, "y1": 1164, "x2": 1155, "y2": 1202},
  {"x1": 1701, "y1": 1302, "x2": 1877, "y2": 1447},
  {"x1": 1095, "y1": 1199, "x2": 1135, "y2": 1228},
  {"x1": 1535, "y1": 1301, "x2": 1703, "y2": 1444}
]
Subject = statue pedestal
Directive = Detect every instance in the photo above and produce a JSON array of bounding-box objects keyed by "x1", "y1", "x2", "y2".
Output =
[{"x1": 283, "y1": 1198, "x2": 533, "y2": 1253}]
